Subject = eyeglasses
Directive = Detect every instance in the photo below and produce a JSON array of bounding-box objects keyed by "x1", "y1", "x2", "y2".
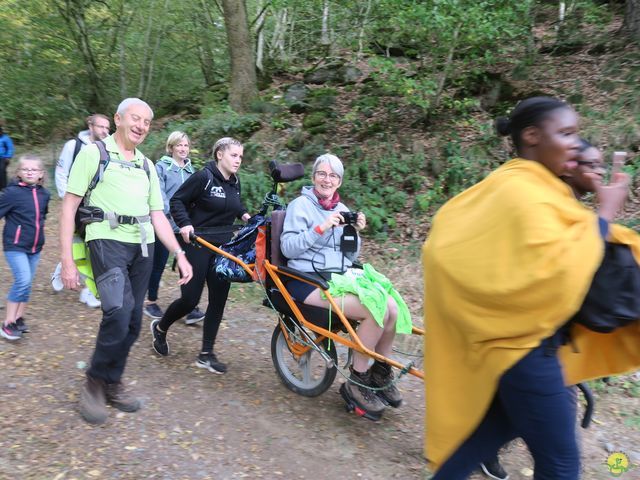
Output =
[
  {"x1": 315, "y1": 171, "x2": 341, "y2": 181},
  {"x1": 576, "y1": 160, "x2": 605, "y2": 171},
  {"x1": 19, "y1": 168, "x2": 43, "y2": 173}
]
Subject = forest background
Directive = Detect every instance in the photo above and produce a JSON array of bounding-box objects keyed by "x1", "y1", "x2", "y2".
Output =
[
  {"x1": 1, "y1": 0, "x2": 639, "y2": 236},
  {"x1": 0, "y1": 1, "x2": 640, "y2": 477}
]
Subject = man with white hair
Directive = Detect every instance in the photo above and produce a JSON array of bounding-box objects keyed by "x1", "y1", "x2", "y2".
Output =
[
  {"x1": 52, "y1": 113, "x2": 111, "y2": 308},
  {"x1": 59, "y1": 98, "x2": 193, "y2": 425}
]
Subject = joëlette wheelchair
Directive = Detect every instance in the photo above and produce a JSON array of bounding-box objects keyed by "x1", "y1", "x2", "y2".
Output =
[{"x1": 191, "y1": 161, "x2": 425, "y2": 419}]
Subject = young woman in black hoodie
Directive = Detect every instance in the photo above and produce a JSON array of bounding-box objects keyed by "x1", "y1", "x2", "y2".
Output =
[
  {"x1": 0, "y1": 155, "x2": 50, "y2": 340},
  {"x1": 150, "y1": 137, "x2": 250, "y2": 373}
]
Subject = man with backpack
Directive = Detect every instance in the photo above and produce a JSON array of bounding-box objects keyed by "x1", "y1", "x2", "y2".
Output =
[
  {"x1": 52, "y1": 113, "x2": 111, "y2": 308},
  {"x1": 0, "y1": 126, "x2": 14, "y2": 190},
  {"x1": 59, "y1": 98, "x2": 193, "y2": 425},
  {"x1": 55, "y1": 113, "x2": 111, "y2": 198}
]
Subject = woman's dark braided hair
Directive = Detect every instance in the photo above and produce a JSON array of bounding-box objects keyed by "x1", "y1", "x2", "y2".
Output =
[{"x1": 495, "y1": 96, "x2": 570, "y2": 152}]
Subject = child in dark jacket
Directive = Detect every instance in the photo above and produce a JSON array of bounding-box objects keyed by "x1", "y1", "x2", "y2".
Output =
[{"x1": 0, "y1": 155, "x2": 50, "y2": 340}]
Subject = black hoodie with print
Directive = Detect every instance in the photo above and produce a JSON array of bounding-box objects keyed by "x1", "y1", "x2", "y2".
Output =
[{"x1": 170, "y1": 162, "x2": 247, "y2": 245}]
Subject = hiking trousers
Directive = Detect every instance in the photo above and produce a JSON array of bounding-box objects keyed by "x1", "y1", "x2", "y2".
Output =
[
  {"x1": 87, "y1": 239, "x2": 153, "y2": 383},
  {"x1": 432, "y1": 334, "x2": 580, "y2": 480},
  {"x1": 147, "y1": 240, "x2": 170, "y2": 302},
  {"x1": 159, "y1": 237, "x2": 230, "y2": 353}
]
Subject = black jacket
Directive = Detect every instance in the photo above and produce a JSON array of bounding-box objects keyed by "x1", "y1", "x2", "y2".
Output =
[
  {"x1": 0, "y1": 180, "x2": 50, "y2": 253},
  {"x1": 170, "y1": 162, "x2": 247, "y2": 245}
]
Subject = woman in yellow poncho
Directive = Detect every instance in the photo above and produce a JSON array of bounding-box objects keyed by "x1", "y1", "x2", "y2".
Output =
[{"x1": 423, "y1": 97, "x2": 635, "y2": 479}]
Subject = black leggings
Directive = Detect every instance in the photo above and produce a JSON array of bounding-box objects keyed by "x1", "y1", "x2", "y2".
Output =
[{"x1": 158, "y1": 239, "x2": 230, "y2": 353}]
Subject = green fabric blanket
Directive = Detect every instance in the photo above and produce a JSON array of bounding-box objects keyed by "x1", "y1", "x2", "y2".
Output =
[{"x1": 325, "y1": 263, "x2": 412, "y2": 334}]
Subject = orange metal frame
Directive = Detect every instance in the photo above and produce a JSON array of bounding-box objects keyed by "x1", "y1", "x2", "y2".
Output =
[{"x1": 193, "y1": 235, "x2": 424, "y2": 380}]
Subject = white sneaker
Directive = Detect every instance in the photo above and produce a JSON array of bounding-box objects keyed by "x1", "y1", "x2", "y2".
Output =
[
  {"x1": 51, "y1": 262, "x2": 64, "y2": 292},
  {"x1": 80, "y1": 287, "x2": 101, "y2": 308}
]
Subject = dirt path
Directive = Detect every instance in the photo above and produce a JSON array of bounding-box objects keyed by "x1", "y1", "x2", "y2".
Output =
[{"x1": 0, "y1": 194, "x2": 638, "y2": 480}]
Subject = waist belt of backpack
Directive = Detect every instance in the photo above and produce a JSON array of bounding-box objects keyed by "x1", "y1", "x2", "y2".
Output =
[{"x1": 103, "y1": 211, "x2": 152, "y2": 257}]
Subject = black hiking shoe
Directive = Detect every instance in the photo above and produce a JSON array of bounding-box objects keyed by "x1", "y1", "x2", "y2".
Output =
[
  {"x1": 340, "y1": 368, "x2": 386, "y2": 421},
  {"x1": 370, "y1": 360, "x2": 403, "y2": 408},
  {"x1": 79, "y1": 374, "x2": 108, "y2": 425},
  {"x1": 105, "y1": 381, "x2": 141, "y2": 413},
  {"x1": 150, "y1": 319, "x2": 169, "y2": 356}
]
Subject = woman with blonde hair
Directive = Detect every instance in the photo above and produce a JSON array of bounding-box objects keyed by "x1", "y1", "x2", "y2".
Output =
[
  {"x1": 143, "y1": 131, "x2": 204, "y2": 324},
  {"x1": 151, "y1": 137, "x2": 251, "y2": 373}
]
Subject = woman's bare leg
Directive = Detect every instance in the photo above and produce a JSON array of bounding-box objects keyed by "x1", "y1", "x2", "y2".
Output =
[
  {"x1": 304, "y1": 290, "x2": 396, "y2": 371},
  {"x1": 4, "y1": 300, "x2": 20, "y2": 326}
]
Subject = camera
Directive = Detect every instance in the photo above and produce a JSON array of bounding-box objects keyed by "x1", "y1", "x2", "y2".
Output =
[{"x1": 340, "y1": 211, "x2": 359, "y2": 225}]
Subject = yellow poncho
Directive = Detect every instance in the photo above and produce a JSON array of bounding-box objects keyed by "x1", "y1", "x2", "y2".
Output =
[
  {"x1": 422, "y1": 159, "x2": 640, "y2": 470},
  {"x1": 559, "y1": 223, "x2": 640, "y2": 385}
]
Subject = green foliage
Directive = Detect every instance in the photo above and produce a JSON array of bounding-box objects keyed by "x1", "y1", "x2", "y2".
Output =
[
  {"x1": 238, "y1": 168, "x2": 272, "y2": 213},
  {"x1": 555, "y1": 0, "x2": 614, "y2": 48},
  {"x1": 415, "y1": 138, "x2": 500, "y2": 213},
  {"x1": 367, "y1": 58, "x2": 438, "y2": 113},
  {"x1": 368, "y1": 0, "x2": 534, "y2": 117},
  {"x1": 139, "y1": 106, "x2": 262, "y2": 169},
  {"x1": 370, "y1": 0, "x2": 533, "y2": 116},
  {"x1": 0, "y1": 0, "x2": 223, "y2": 138},
  {"x1": 334, "y1": 150, "x2": 428, "y2": 239}
]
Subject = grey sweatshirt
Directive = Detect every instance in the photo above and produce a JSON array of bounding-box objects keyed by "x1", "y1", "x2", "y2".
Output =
[
  {"x1": 155, "y1": 155, "x2": 195, "y2": 230},
  {"x1": 280, "y1": 185, "x2": 360, "y2": 273}
]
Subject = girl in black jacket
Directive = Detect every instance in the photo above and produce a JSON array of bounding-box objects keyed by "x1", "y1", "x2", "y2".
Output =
[
  {"x1": 0, "y1": 155, "x2": 50, "y2": 340},
  {"x1": 151, "y1": 137, "x2": 250, "y2": 373}
]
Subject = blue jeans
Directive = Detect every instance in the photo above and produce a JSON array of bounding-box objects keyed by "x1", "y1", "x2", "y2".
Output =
[
  {"x1": 5, "y1": 250, "x2": 40, "y2": 302},
  {"x1": 433, "y1": 334, "x2": 580, "y2": 480}
]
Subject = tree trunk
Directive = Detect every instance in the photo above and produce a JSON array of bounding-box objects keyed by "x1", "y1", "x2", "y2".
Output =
[
  {"x1": 432, "y1": 23, "x2": 462, "y2": 110},
  {"x1": 357, "y1": 0, "x2": 372, "y2": 60},
  {"x1": 625, "y1": 0, "x2": 640, "y2": 43},
  {"x1": 119, "y1": 40, "x2": 128, "y2": 98},
  {"x1": 255, "y1": 0, "x2": 267, "y2": 72},
  {"x1": 136, "y1": 2, "x2": 155, "y2": 98},
  {"x1": 269, "y1": 8, "x2": 288, "y2": 61},
  {"x1": 141, "y1": 0, "x2": 170, "y2": 99},
  {"x1": 53, "y1": 0, "x2": 107, "y2": 112},
  {"x1": 221, "y1": 0, "x2": 258, "y2": 112},
  {"x1": 192, "y1": 0, "x2": 218, "y2": 88},
  {"x1": 320, "y1": 0, "x2": 330, "y2": 46}
]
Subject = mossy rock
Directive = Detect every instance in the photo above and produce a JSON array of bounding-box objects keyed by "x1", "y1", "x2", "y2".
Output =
[
  {"x1": 303, "y1": 62, "x2": 343, "y2": 84},
  {"x1": 248, "y1": 100, "x2": 283, "y2": 114},
  {"x1": 286, "y1": 131, "x2": 307, "y2": 152},
  {"x1": 288, "y1": 101, "x2": 309, "y2": 114},
  {"x1": 284, "y1": 82, "x2": 310, "y2": 104},
  {"x1": 303, "y1": 111, "x2": 328, "y2": 130},
  {"x1": 303, "y1": 63, "x2": 363, "y2": 85},
  {"x1": 306, "y1": 124, "x2": 328, "y2": 135},
  {"x1": 363, "y1": 121, "x2": 385, "y2": 137},
  {"x1": 359, "y1": 81, "x2": 387, "y2": 97},
  {"x1": 308, "y1": 87, "x2": 337, "y2": 109},
  {"x1": 296, "y1": 141, "x2": 327, "y2": 163}
]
